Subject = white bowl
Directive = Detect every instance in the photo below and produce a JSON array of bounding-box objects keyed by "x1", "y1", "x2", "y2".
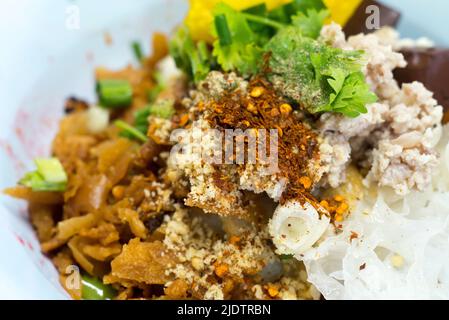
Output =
[
  {"x1": 0, "y1": 0, "x2": 446, "y2": 299},
  {"x1": 0, "y1": 0, "x2": 186, "y2": 300}
]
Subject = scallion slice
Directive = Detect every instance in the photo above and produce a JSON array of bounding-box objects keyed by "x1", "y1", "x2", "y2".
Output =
[
  {"x1": 214, "y1": 14, "x2": 232, "y2": 46},
  {"x1": 147, "y1": 72, "x2": 165, "y2": 103},
  {"x1": 35, "y1": 158, "x2": 67, "y2": 184},
  {"x1": 114, "y1": 120, "x2": 148, "y2": 143},
  {"x1": 132, "y1": 41, "x2": 144, "y2": 63},
  {"x1": 19, "y1": 158, "x2": 67, "y2": 192},
  {"x1": 96, "y1": 79, "x2": 133, "y2": 109}
]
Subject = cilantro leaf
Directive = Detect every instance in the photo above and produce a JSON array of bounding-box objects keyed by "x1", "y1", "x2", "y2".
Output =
[
  {"x1": 268, "y1": 0, "x2": 326, "y2": 24},
  {"x1": 266, "y1": 27, "x2": 377, "y2": 117},
  {"x1": 212, "y1": 3, "x2": 264, "y2": 77},
  {"x1": 322, "y1": 71, "x2": 378, "y2": 117},
  {"x1": 292, "y1": 9, "x2": 329, "y2": 39},
  {"x1": 172, "y1": 0, "x2": 375, "y2": 118},
  {"x1": 210, "y1": 2, "x2": 329, "y2": 78},
  {"x1": 173, "y1": 1, "x2": 327, "y2": 80},
  {"x1": 326, "y1": 67, "x2": 347, "y2": 99}
]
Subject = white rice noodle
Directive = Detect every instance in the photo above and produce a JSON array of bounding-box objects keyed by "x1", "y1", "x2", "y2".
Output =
[{"x1": 303, "y1": 125, "x2": 449, "y2": 299}]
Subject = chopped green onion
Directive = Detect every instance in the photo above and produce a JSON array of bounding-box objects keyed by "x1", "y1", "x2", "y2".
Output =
[
  {"x1": 96, "y1": 79, "x2": 133, "y2": 109},
  {"x1": 19, "y1": 158, "x2": 67, "y2": 192},
  {"x1": 147, "y1": 87, "x2": 162, "y2": 103},
  {"x1": 81, "y1": 274, "x2": 116, "y2": 300},
  {"x1": 132, "y1": 41, "x2": 144, "y2": 64},
  {"x1": 241, "y1": 12, "x2": 285, "y2": 30},
  {"x1": 114, "y1": 120, "x2": 148, "y2": 143},
  {"x1": 197, "y1": 41, "x2": 210, "y2": 64},
  {"x1": 169, "y1": 26, "x2": 211, "y2": 83},
  {"x1": 148, "y1": 99, "x2": 175, "y2": 119},
  {"x1": 19, "y1": 172, "x2": 66, "y2": 192},
  {"x1": 215, "y1": 14, "x2": 232, "y2": 46},
  {"x1": 116, "y1": 97, "x2": 173, "y2": 143},
  {"x1": 118, "y1": 107, "x2": 149, "y2": 141},
  {"x1": 35, "y1": 158, "x2": 67, "y2": 183},
  {"x1": 147, "y1": 72, "x2": 166, "y2": 103},
  {"x1": 134, "y1": 107, "x2": 151, "y2": 130}
]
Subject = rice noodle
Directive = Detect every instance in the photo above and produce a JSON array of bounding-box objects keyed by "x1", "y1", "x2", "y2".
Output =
[{"x1": 303, "y1": 125, "x2": 449, "y2": 299}]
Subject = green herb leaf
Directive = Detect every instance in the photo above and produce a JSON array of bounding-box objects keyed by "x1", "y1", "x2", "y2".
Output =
[
  {"x1": 266, "y1": 27, "x2": 377, "y2": 117},
  {"x1": 212, "y1": 3, "x2": 264, "y2": 77},
  {"x1": 191, "y1": 40, "x2": 212, "y2": 83},
  {"x1": 35, "y1": 158, "x2": 67, "y2": 184},
  {"x1": 171, "y1": 0, "x2": 327, "y2": 80},
  {"x1": 117, "y1": 98, "x2": 174, "y2": 142},
  {"x1": 242, "y1": 4, "x2": 276, "y2": 44},
  {"x1": 132, "y1": 41, "x2": 144, "y2": 64},
  {"x1": 169, "y1": 26, "x2": 211, "y2": 83},
  {"x1": 321, "y1": 70, "x2": 378, "y2": 117},
  {"x1": 96, "y1": 79, "x2": 133, "y2": 109},
  {"x1": 115, "y1": 120, "x2": 148, "y2": 143},
  {"x1": 19, "y1": 158, "x2": 67, "y2": 192},
  {"x1": 81, "y1": 274, "x2": 116, "y2": 300},
  {"x1": 147, "y1": 72, "x2": 166, "y2": 103},
  {"x1": 134, "y1": 107, "x2": 152, "y2": 132},
  {"x1": 215, "y1": 14, "x2": 233, "y2": 46},
  {"x1": 268, "y1": 0, "x2": 326, "y2": 24},
  {"x1": 291, "y1": 9, "x2": 329, "y2": 39}
]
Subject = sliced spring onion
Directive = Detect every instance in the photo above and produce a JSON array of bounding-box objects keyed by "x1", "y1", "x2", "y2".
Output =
[
  {"x1": 132, "y1": 41, "x2": 144, "y2": 63},
  {"x1": 117, "y1": 95, "x2": 174, "y2": 142},
  {"x1": 96, "y1": 79, "x2": 133, "y2": 109},
  {"x1": 241, "y1": 12, "x2": 285, "y2": 30},
  {"x1": 147, "y1": 72, "x2": 165, "y2": 103},
  {"x1": 196, "y1": 41, "x2": 210, "y2": 66},
  {"x1": 19, "y1": 172, "x2": 66, "y2": 192},
  {"x1": 214, "y1": 14, "x2": 232, "y2": 46},
  {"x1": 35, "y1": 158, "x2": 67, "y2": 183},
  {"x1": 19, "y1": 158, "x2": 67, "y2": 192},
  {"x1": 114, "y1": 120, "x2": 148, "y2": 143},
  {"x1": 134, "y1": 107, "x2": 151, "y2": 132},
  {"x1": 81, "y1": 274, "x2": 116, "y2": 300}
]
